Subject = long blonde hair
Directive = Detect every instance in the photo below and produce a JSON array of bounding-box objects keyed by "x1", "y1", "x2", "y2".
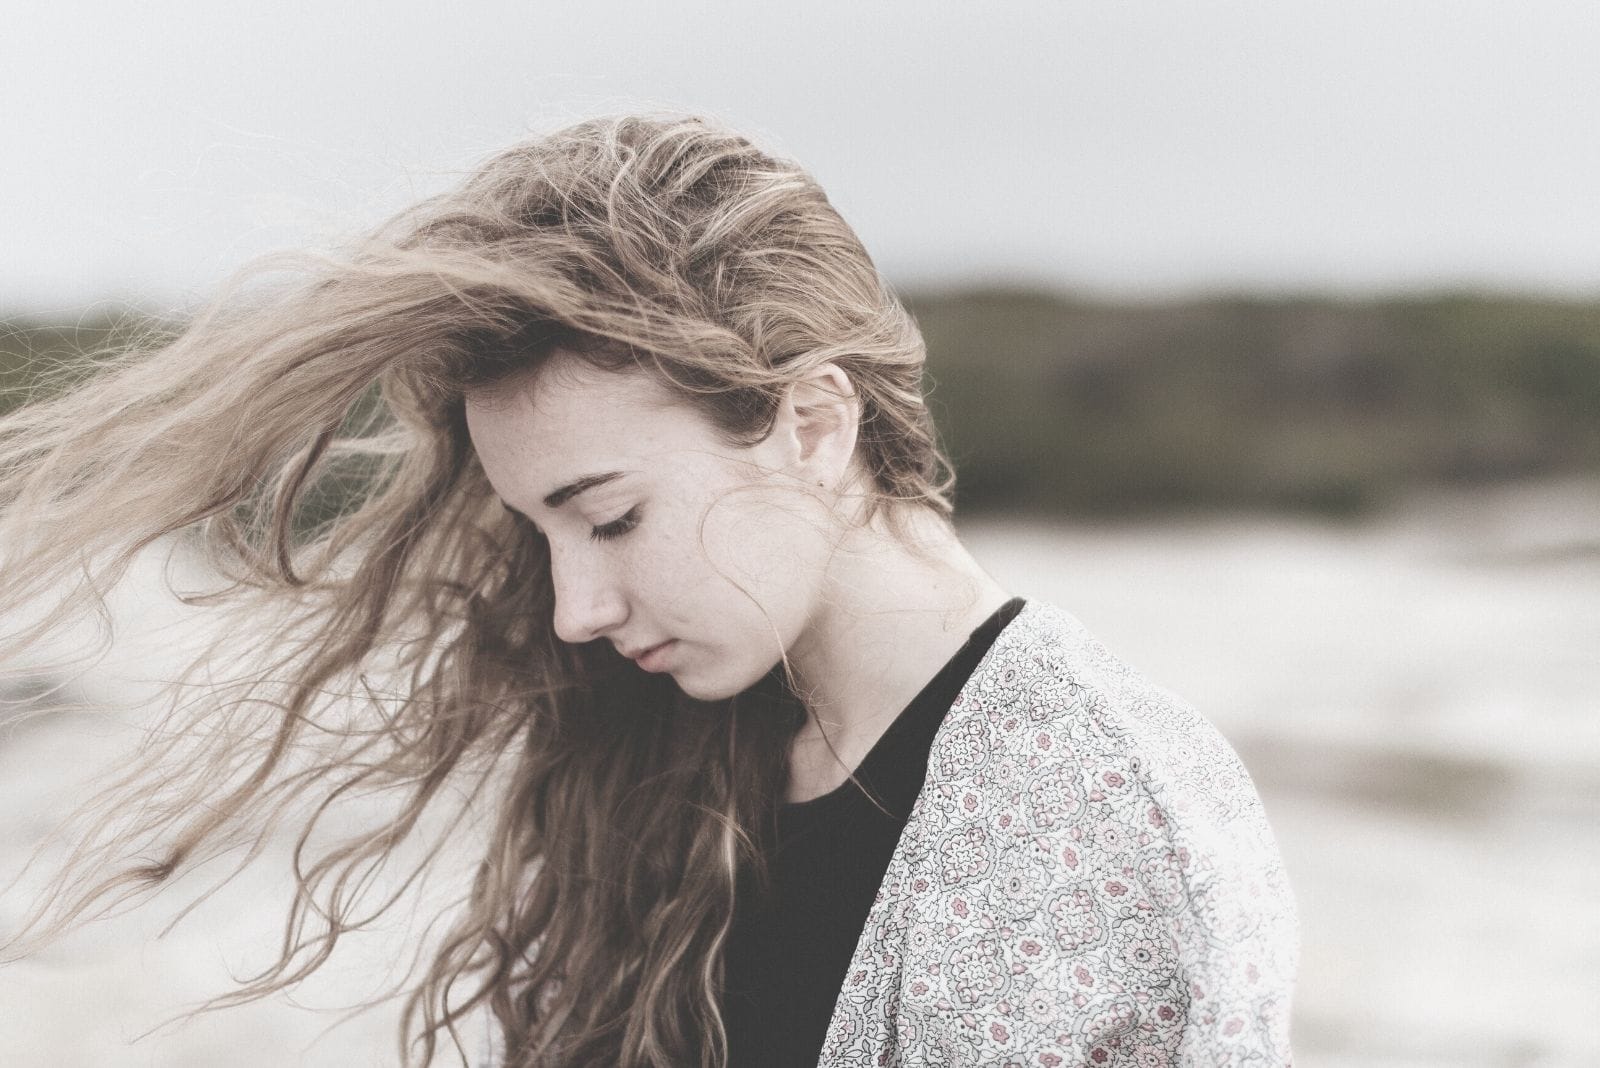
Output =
[{"x1": 0, "y1": 114, "x2": 955, "y2": 1066}]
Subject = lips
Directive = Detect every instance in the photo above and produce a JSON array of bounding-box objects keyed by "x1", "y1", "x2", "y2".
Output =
[
  {"x1": 629, "y1": 640, "x2": 675, "y2": 673},
  {"x1": 622, "y1": 641, "x2": 670, "y2": 660}
]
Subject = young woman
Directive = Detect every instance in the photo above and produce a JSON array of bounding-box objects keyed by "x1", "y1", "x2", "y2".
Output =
[{"x1": 0, "y1": 114, "x2": 1298, "y2": 1066}]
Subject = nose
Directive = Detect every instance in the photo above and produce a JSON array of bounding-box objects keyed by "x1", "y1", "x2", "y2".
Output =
[{"x1": 548, "y1": 544, "x2": 628, "y2": 645}]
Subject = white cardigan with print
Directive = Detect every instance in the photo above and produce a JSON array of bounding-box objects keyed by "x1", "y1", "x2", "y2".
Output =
[{"x1": 815, "y1": 598, "x2": 1299, "y2": 1067}]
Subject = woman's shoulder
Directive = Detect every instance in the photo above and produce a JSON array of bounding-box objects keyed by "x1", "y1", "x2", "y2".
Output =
[
  {"x1": 838, "y1": 597, "x2": 1299, "y2": 1064},
  {"x1": 922, "y1": 594, "x2": 1296, "y2": 953},
  {"x1": 947, "y1": 597, "x2": 1271, "y2": 834}
]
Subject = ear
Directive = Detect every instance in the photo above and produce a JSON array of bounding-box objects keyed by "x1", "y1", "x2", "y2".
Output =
[{"x1": 772, "y1": 361, "x2": 861, "y2": 487}]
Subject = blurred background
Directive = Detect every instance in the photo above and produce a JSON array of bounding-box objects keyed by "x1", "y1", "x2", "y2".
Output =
[{"x1": 2, "y1": 2, "x2": 1597, "y2": 1065}]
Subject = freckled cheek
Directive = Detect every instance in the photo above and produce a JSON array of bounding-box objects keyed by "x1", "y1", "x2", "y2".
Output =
[
  {"x1": 620, "y1": 505, "x2": 713, "y2": 605},
  {"x1": 698, "y1": 492, "x2": 826, "y2": 596}
]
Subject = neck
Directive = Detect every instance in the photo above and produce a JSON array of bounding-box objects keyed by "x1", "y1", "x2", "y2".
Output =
[{"x1": 781, "y1": 505, "x2": 1012, "y2": 802}]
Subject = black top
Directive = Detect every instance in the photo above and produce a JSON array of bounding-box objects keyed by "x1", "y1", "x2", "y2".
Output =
[{"x1": 719, "y1": 596, "x2": 1027, "y2": 1067}]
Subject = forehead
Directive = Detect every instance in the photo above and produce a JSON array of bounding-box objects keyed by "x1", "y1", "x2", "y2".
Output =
[{"x1": 462, "y1": 355, "x2": 714, "y2": 491}]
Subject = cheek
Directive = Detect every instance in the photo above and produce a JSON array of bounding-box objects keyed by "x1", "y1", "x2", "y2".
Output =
[{"x1": 697, "y1": 485, "x2": 830, "y2": 609}]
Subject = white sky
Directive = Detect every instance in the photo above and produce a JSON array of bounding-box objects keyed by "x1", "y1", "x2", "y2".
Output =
[{"x1": 4, "y1": 0, "x2": 1598, "y2": 311}]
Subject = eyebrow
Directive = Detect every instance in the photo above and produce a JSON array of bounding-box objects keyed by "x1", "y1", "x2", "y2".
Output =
[{"x1": 542, "y1": 470, "x2": 628, "y2": 510}]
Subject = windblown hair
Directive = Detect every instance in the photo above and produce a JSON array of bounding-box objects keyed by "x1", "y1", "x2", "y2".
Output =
[{"x1": 0, "y1": 114, "x2": 955, "y2": 1066}]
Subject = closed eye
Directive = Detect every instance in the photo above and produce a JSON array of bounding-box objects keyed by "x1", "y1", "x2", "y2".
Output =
[{"x1": 590, "y1": 506, "x2": 641, "y2": 542}]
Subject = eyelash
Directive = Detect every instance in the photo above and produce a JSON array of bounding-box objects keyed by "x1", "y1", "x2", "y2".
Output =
[{"x1": 589, "y1": 506, "x2": 641, "y2": 542}]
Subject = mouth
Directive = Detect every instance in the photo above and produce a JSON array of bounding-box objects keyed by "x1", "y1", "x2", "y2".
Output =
[{"x1": 627, "y1": 640, "x2": 676, "y2": 672}]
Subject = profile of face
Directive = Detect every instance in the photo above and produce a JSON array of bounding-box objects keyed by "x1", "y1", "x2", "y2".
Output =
[{"x1": 464, "y1": 352, "x2": 856, "y2": 701}]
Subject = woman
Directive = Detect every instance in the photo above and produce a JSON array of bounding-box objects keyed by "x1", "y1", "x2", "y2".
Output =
[{"x1": 0, "y1": 114, "x2": 1297, "y2": 1066}]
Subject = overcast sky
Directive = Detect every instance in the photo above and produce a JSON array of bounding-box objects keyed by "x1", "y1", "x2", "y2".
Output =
[{"x1": 5, "y1": 0, "x2": 1598, "y2": 311}]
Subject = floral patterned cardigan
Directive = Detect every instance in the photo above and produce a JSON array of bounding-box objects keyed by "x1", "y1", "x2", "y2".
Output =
[
  {"x1": 814, "y1": 599, "x2": 1299, "y2": 1066},
  {"x1": 477, "y1": 599, "x2": 1298, "y2": 1067}
]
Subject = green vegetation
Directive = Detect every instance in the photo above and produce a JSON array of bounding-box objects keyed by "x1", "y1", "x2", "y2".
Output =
[
  {"x1": 0, "y1": 310, "x2": 178, "y2": 414},
  {"x1": 5, "y1": 291, "x2": 1598, "y2": 519},
  {"x1": 911, "y1": 289, "x2": 1600, "y2": 517}
]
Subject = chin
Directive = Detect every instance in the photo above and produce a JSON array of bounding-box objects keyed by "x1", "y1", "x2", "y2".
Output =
[
  {"x1": 671, "y1": 673, "x2": 742, "y2": 703},
  {"x1": 673, "y1": 660, "x2": 780, "y2": 704}
]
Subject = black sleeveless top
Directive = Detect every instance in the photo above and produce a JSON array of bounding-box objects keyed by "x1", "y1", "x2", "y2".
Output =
[{"x1": 719, "y1": 596, "x2": 1027, "y2": 1067}]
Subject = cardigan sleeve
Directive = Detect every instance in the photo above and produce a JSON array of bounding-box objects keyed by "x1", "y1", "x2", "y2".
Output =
[{"x1": 884, "y1": 667, "x2": 1298, "y2": 1065}]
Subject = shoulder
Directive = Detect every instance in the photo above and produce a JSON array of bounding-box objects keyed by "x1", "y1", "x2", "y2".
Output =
[
  {"x1": 881, "y1": 598, "x2": 1298, "y2": 1063},
  {"x1": 933, "y1": 598, "x2": 1282, "y2": 857}
]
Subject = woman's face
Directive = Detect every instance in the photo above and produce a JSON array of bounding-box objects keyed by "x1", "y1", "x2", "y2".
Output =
[{"x1": 464, "y1": 353, "x2": 840, "y2": 701}]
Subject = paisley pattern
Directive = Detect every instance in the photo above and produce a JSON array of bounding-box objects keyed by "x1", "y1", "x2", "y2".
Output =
[{"x1": 816, "y1": 599, "x2": 1298, "y2": 1067}]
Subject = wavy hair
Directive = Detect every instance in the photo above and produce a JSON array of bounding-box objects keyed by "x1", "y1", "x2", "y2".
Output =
[{"x1": 0, "y1": 114, "x2": 956, "y2": 1066}]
